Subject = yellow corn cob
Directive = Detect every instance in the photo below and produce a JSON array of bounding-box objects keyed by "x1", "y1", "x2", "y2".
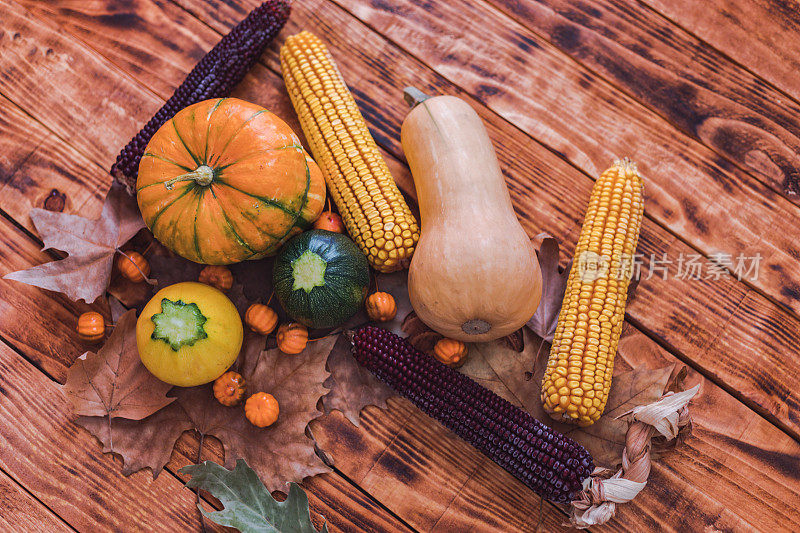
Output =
[
  {"x1": 541, "y1": 159, "x2": 644, "y2": 426},
  {"x1": 280, "y1": 31, "x2": 419, "y2": 273}
]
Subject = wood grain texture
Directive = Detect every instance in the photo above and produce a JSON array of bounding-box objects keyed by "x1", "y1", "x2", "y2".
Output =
[
  {"x1": 0, "y1": 469, "x2": 73, "y2": 533},
  {"x1": 642, "y1": 0, "x2": 800, "y2": 104},
  {"x1": 0, "y1": 95, "x2": 107, "y2": 231},
  {"x1": 485, "y1": 0, "x2": 800, "y2": 201},
  {"x1": 0, "y1": 214, "x2": 102, "y2": 379},
  {"x1": 171, "y1": 0, "x2": 800, "y2": 437},
  {"x1": 0, "y1": 0, "x2": 159, "y2": 169},
  {"x1": 0, "y1": 338, "x2": 207, "y2": 531},
  {"x1": 330, "y1": 0, "x2": 800, "y2": 320}
]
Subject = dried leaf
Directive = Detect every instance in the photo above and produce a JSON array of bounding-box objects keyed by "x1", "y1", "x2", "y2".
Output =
[
  {"x1": 527, "y1": 234, "x2": 571, "y2": 342},
  {"x1": 459, "y1": 325, "x2": 675, "y2": 467},
  {"x1": 181, "y1": 459, "x2": 327, "y2": 533},
  {"x1": 79, "y1": 333, "x2": 335, "y2": 490},
  {"x1": 77, "y1": 404, "x2": 192, "y2": 477},
  {"x1": 322, "y1": 335, "x2": 394, "y2": 426},
  {"x1": 65, "y1": 310, "x2": 173, "y2": 420},
  {"x1": 563, "y1": 365, "x2": 674, "y2": 467},
  {"x1": 4, "y1": 184, "x2": 144, "y2": 303},
  {"x1": 499, "y1": 329, "x2": 525, "y2": 352}
]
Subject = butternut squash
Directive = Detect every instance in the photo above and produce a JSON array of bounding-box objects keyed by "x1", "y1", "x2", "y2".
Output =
[{"x1": 401, "y1": 88, "x2": 542, "y2": 342}]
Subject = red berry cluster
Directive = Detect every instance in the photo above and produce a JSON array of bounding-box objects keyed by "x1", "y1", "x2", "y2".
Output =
[
  {"x1": 352, "y1": 326, "x2": 594, "y2": 503},
  {"x1": 111, "y1": 0, "x2": 291, "y2": 189}
]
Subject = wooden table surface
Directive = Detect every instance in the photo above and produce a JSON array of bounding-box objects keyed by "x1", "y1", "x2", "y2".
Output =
[{"x1": 1, "y1": 0, "x2": 799, "y2": 531}]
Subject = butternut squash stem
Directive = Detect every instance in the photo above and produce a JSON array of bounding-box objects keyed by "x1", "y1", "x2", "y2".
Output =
[
  {"x1": 164, "y1": 165, "x2": 214, "y2": 190},
  {"x1": 403, "y1": 87, "x2": 431, "y2": 108}
]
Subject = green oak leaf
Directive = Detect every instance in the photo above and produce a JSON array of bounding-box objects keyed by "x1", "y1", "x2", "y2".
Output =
[{"x1": 180, "y1": 459, "x2": 327, "y2": 533}]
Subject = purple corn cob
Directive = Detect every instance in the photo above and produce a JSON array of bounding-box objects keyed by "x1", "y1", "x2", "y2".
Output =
[
  {"x1": 352, "y1": 326, "x2": 594, "y2": 503},
  {"x1": 111, "y1": 0, "x2": 291, "y2": 191}
]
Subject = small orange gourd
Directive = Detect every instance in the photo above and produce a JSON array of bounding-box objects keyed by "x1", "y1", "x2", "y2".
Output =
[
  {"x1": 213, "y1": 371, "x2": 247, "y2": 407},
  {"x1": 433, "y1": 338, "x2": 468, "y2": 367},
  {"x1": 199, "y1": 265, "x2": 233, "y2": 291},
  {"x1": 365, "y1": 292, "x2": 397, "y2": 322},
  {"x1": 313, "y1": 211, "x2": 345, "y2": 233},
  {"x1": 245, "y1": 304, "x2": 278, "y2": 335},
  {"x1": 116, "y1": 251, "x2": 150, "y2": 283},
  {"x1": 77, "y1": 312, "x2": 106, "y2": 342},
  {"x1": 245, "y1": 392, "x2": 279, "y2": 427},
  {"x1": 277, "y1": 323, "x2": 308, "y2": 354}
]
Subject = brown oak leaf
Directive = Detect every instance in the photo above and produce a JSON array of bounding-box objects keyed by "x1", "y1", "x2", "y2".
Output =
[
  {"x1": 527, "y1": 234, "x2": 571, "y2": 342},
  {"x1": 321, "y1": 334, "x2": 394, "y2": 426},
  {"x1": 459, "y1": 326, "x2": 674, "y2": 467},
  {"x1": 65, "y1": 310, "x2": 173, "y2": 420},
  {"x1": 4, "y1": 183, "x2": 144, "y2": 303},
  {"x1": 79, "y1": 332, "x2": 335, "y2": 491}
]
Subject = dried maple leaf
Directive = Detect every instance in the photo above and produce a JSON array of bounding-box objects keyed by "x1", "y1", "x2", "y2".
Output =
[
  {"x1": 79, "y1": 332, "x2": 335, "y2": 490},
  {"x1": 77, "y1": 404, "x2": 193, "y2": 477},
  {"x1": 321, "y1": 334, "x2": 394, "y2": 426},
  {"x1": 527, "y1": 234, "x2": 571, "y2": 342},
  {"x1": 4, "y1": 183, "x2": 144, "y2": 303},
  {"x1": 65, "y1": 310, "x2": 173, "y2": 420}
]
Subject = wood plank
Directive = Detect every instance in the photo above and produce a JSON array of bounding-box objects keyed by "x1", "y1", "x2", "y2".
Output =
[
  {"x1": 0, "y1": 94, "x2": 107, "y2": 231},
  {"x1": 169, "y1": 0, "x2": 800, "y2": 439},
  {"x1": 3, "y1": 0, "x2": 415, "y2": 197},
  {"x1": 310, "y1": 405, "x2": 572, "y2": 532},
  {"x1": 0, "y1": 213, "x2": 102, "y2": 378},
  {"x1": 322, "y1": 0, "x2": 800, "y2": 320},
  {"x1": 642, "y1": 0, "x2": 800, "y2": 104},
  {"x1": 485, "y1": 0, "x2": 800, "y2": 202},
  {"x1": 0, "y1": 0, "x2": 159, "y2": 169},
  {"x1": 0, "y1": 338, "x2": 207, "y2": 531},
  {"x1": 0, "y1": 469, "x2": 73, "y2": 533}
]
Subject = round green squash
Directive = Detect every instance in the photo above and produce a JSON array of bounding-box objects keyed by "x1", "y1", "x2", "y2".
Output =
[{"x1": 273, "y1": 230, "x2": 370, "y2": 329}]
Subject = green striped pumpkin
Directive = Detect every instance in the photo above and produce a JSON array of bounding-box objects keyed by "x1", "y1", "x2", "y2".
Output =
[{"x1": 137, "y1": 98, "x2": 326, "y2": 264}]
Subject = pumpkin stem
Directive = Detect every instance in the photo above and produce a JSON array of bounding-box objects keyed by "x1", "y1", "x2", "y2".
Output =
[
  {"x1": 164, "y1": 165, "x2": 214, "y2": 189},
  {"x1": 403, "y1": 87, "x2": 431, "y2": 108}
]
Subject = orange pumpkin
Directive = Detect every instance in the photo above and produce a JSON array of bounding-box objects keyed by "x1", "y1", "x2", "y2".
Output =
[
  {"x1": 198, "y1": 265, "x2": 233, "y2": 291},
  {"x1": 433, "y1": 338, "x2": 468, "y2": 367},
  {"x1": 365, "y1": 292, "x2": 397, "y2": 322},
  {"x1": 116, "y1": 251, "x2": 150, "y2": 283},
  {"x1": 245, "y1": 303, "x2": 278, "y2": 335},
  {"x1": 213, "y1": 371, "x2": 246, "y2": 407},
  {"x1": 313, "y1": 211, "x2": 345, "y2": 233},
  {"x1": 276, "y1": 323, "x2": 308, "y2": 354},
  {"x1": 137, "y1": 98, "x2": 326, "y2": 264},
  {"x1": 77, "y1": 312, "x2": 106, "y2": 342},
  {"x1": 245, "y1": 392, "x2": 280, "y2": 427}
]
